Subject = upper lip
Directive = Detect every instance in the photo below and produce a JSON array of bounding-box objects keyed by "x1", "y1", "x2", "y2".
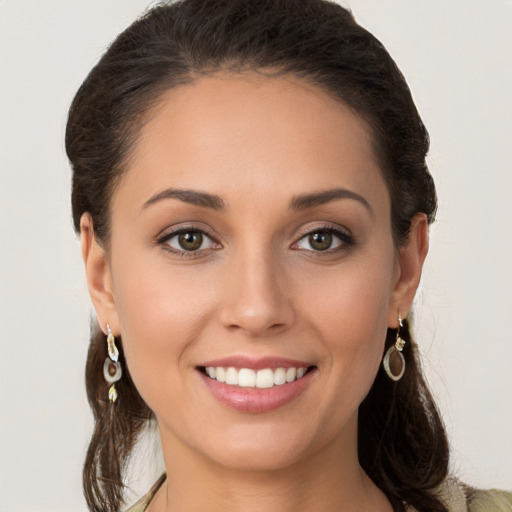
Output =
[{"x1": 198, "y1": 356, "x2": 315, "y2": 371}]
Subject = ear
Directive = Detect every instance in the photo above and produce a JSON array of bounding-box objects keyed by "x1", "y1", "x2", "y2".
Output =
[
  {"x1": 80, "y1": 213, "x2": 119, "y2": 335},
  {"x1": 387, "y1": 213, "x2": 429, "y2": 327}
]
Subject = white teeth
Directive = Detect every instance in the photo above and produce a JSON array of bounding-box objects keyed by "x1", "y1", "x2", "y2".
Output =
[
  {"x1": 285, "y1": 367, "x2": 297, "y2": 382},
  {"x1": 216, "y1": 367, "x2": 226, "y2": 383},
  {"x1": 238, "y1": 368, "x2": 256, "y2": 387},
  {"x1": 226, "y1": 367, "x2": 238, "y2": 385},
  {"x1": 204, "y1": 366, "x2": 309, "y2": 388},
  {"x1": 256, "y1": 369, "x2": 274, "y2": 388},
  {"x1": 274, "y1": 367, "x2": 286, "y2": 385}
]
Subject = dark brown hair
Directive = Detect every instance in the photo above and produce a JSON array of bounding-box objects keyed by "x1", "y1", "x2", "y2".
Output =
[{"x1": 66, "y1": 1, "x2": 448, "y2": 511}]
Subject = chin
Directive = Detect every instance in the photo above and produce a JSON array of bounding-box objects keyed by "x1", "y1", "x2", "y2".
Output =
[{"x1": 185, "y1": 418, "x2": 344, "y2": 474}]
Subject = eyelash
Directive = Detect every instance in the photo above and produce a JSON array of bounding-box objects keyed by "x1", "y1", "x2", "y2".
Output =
[
  {"x1": 292, "y1": 224, "x2": 355, "y2": 256},
  {"x1": 156, "y1": 226, "x2": 220, "y2": 258},
  {"x1": 155, "y1": 224, "x2": 354, "y2": 258}
]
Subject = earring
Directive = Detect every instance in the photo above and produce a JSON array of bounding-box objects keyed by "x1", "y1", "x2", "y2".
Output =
[
  {"x1": 104, "y1": 324, "x2": 122, "y2": 403},
  {"x1": 382, "y1": 313, "x2": 406, "y2": 381}
]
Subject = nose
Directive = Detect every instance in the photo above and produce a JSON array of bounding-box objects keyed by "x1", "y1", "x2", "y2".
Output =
[{"x1": 219, "y1": 246, "x2": 295, "y2": 338}]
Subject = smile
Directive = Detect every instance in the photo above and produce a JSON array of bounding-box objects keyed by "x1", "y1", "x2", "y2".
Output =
[
  {"x1": 198, "y1": 359, "x2": 317, "y2": 413},
  {"x1": 204, "y1": 366, "x2": 310, "y2": 388}
]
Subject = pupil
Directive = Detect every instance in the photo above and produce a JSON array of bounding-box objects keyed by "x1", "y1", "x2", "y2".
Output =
[
  {"x1": 309, "y1": 231, "x2": 332, "y2": 251},
  {"x1": 179, "y1": 232, "x2": 203, "y2": 251}
]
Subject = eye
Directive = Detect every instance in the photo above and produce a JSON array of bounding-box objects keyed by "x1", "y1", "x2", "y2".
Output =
[
  {"x1": 293, "y1": 227, "x2": 352, "y2": 253},
  {"x1": 157, "y1": 228, "x2": 219, "y2": 255}
]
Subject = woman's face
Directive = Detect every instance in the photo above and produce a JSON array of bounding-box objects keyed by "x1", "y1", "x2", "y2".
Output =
[{"x1": 83, "y1": 73, "x2": 425, "y2": 472}]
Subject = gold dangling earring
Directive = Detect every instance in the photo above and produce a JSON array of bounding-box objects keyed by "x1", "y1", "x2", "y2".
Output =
[
  {"x1": 382, "y1": 313, "x2": 406, "y2": 381},
  {"x1": 104, "y1": 323, "x2": 122, "y2": 403}
]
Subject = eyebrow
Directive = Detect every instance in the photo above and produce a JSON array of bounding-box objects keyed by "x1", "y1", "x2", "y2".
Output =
[
  {"x1": 290, "y1": 187, "x2": 373, "y2": 216},
  {"x1": 142, "y1": 186, "x2": 372, "y2": 215},
  {"x1": 142, "y1": 188, "x2": 225, "y2": 211}
]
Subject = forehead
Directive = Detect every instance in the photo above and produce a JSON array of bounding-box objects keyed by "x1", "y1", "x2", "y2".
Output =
[{"x1": 114, "y1": 72, "x2": 389, "y2": 216}]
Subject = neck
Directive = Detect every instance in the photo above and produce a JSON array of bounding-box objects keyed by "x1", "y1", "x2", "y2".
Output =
[{"x1": 149, "y1": 424, "x2": 392, "y2": 512}]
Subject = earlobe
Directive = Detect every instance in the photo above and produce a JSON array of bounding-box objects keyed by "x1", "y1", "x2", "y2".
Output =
[
  {"x1": 388, "y1": 213, "x2": 429, "y2": 327},
  {"x1": 80, "y1": 213, "x2": 118, "y2": 334}
]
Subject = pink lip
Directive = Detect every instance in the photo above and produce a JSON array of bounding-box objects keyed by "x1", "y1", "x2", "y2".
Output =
[
  {"x1": 198, "y1": 366, "x2": 316, "y2": 413},
  {"x1": 199, "y1": 355, "x2": 313, "y2": 371}
]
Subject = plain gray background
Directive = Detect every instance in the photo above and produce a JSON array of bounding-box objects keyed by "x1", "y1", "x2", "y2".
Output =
[{"x1": 0, "y1": 1, "x2": 511, "y2": 510}]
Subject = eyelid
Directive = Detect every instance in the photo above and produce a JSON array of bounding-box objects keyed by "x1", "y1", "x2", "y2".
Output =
[
  {"x1": 154, "y1": 222, "x2": 353, "y2": 257},
  {"x1": 156, "y1": 224, "x2": 221, "y2": 256},
  {"x1": 291, "y1": 223, "x2": 354, "y2": 253}
]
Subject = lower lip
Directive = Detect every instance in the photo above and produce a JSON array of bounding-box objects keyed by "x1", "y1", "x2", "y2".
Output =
[{"x1": 198, "y1": 369, "x2": 315, "y2": 413}]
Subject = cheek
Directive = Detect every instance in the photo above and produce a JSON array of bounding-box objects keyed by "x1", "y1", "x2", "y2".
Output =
[
  {"x1": 110, "y1": 251, "x2": 219, "y2": 407},
  {"x1": 299, "y1": 254, "x2": 395, "y2": 389}
]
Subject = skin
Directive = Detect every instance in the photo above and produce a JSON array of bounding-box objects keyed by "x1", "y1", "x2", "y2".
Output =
[{"x1": 81, "y1": 73, "x2": 428, "y2": 511}]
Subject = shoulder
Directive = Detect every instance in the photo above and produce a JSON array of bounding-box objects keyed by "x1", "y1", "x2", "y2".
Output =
[
  {"x1": 406, "y1": 478, "x2": 512, "y2": 512},
  {"x1": 436, "y1": 478, "x2": 512, "y2": 512},
  {"x1": 467, "y1": 488, "x2": 512, "y2": 512},
  {"x1": 124, "y1": 474, "x2": 166, "y2": 512}
]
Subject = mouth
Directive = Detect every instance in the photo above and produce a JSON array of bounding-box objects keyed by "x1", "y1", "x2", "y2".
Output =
[
  {"x1": 198, "y1": 365, "x2": 316, "y2": 389},
  {"x1": 196, "y1": 356, "x2": 318, "y2": 412}
]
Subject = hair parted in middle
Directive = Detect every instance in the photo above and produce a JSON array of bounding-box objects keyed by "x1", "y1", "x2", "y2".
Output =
[{"x1": 66, "y1": 1, "x2": 448, "y2": 511}]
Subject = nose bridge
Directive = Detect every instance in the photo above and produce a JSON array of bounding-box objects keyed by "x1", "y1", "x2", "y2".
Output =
[{"x1": 220, "y1": 241, "x2": 293, "y2": 336}]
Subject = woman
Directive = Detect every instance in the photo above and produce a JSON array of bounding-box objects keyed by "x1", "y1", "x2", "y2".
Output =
[{"x1": 66, "y1": 0, "x2": 512, "y2": 511}]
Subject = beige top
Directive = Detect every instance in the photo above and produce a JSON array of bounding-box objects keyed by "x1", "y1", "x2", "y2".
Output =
[{"x1": 125, "y1": 474, "x2": 512, "y2": 512}]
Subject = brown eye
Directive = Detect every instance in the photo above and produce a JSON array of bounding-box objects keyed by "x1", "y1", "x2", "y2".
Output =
[
  {"x1": 160, "y1": 228, "x2": 218, "y2": 254},
  {"x1": 178, "y1": 231, "x2": 203, "y2": 251},
  {"x1": 294, "y1": 227, "x2": 349, "y2": 253},
  {"x1": 308, "y1": 231, "x2": 332, "y2": 251}
]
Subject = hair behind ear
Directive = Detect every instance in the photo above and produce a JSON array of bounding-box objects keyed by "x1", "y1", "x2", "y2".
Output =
[
  {"x1": 83, "y1": 321, "x2": 152, "y2": 512},
  {"x1": 358, "y1": 319, "x2": 450, "y2": 512}
]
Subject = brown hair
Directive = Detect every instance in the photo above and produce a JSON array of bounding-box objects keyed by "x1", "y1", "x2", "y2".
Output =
[{"x1": 66, "y1": 1, "x2": 448, "y2": 511}]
